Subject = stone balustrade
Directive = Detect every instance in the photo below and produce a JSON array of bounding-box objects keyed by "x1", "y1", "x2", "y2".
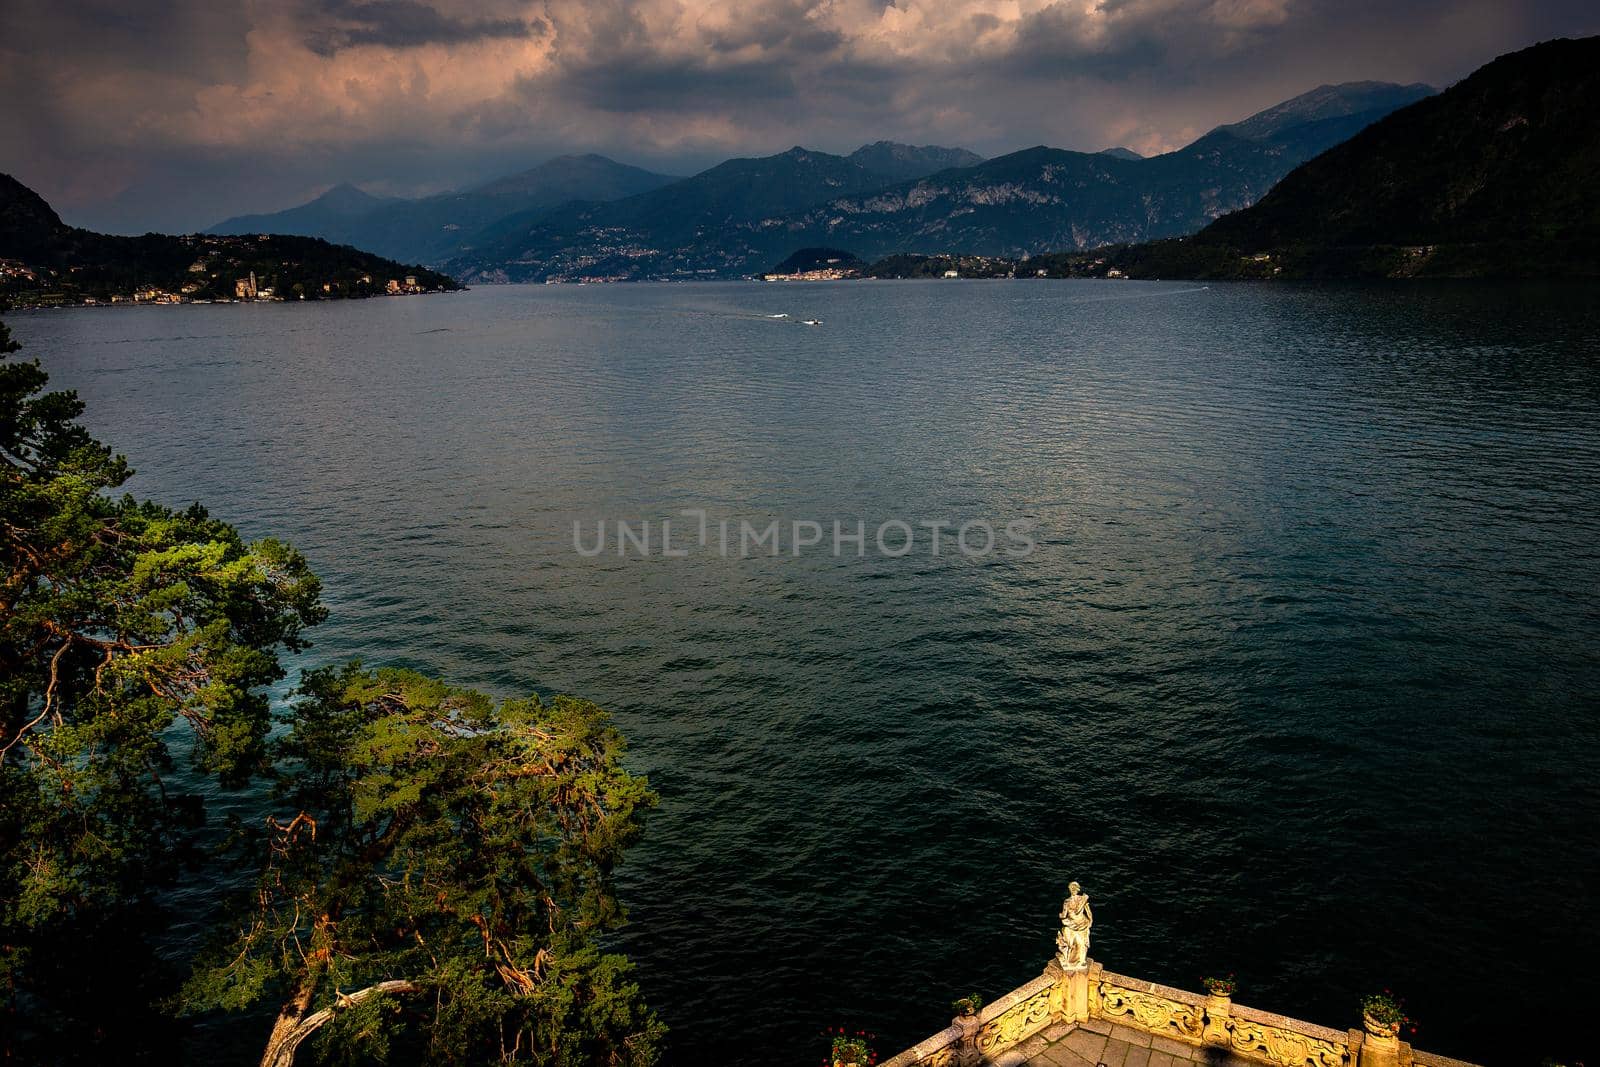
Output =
[{"x1": 878, "y1": 960, "x2": 1481, "y2": 1067}]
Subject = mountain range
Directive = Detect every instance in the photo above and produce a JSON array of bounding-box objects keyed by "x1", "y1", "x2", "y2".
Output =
[
  {"x1": 205, "y1": 182, "x2": 401, "y2": 243},
  {"x1": 442, "y1": 81, "x2": 1431, "y2": 282},
  {"x1": 8, "y1": 36, "x2": 1591, "y2": 296},
  {"x1": 1192, "y1": 36, "x2": 1600, "y2": 275},
  {"x1": 1088, "y1": 35, "x2": 1600, "y2": 279},
  {"x1": 208, "y1": 144, "x2": 977, "y2": 267},
  {"x1": 209, "y1": 154, "x2": 682, "y2": 264},
  {"x1": 202, "y1": 82, "x2": 1431, "y2": 282}
]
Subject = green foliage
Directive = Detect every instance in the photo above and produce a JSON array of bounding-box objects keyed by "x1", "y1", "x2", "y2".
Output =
[
  {"x1": 179, "y1": 665, "x2": 663, "y2": 1066},
  {"x1": 2, "y1": 316, "x2": 661, "y2": 1065},
  {"x1": 1362, "y1": 991, "x2": 1412, "y2": 1028},
  {"x1": 0, "y1": 314, "x2": 326, "y2": 1059},
  {"x1": 829, "y1": 1029, "x2": 875, "y2": 1066}
]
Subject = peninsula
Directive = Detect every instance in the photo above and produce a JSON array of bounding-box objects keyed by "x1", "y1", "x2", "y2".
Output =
[{"x1": 0, "y1": 173, "x2": 458, "y2": 309}]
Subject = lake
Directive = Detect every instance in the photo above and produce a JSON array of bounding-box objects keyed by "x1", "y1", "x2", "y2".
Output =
[{"x1": 12, "y1": 280, "x2": 1600, "y2": 1065}]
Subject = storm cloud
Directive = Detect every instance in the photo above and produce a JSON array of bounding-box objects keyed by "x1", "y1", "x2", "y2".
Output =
[
  {"x1": 305, "y1": 0, "x2": 544, "y2": 56},
  {"x1": 2, "y1": 0, "x2": 1595, "y2": 232}
]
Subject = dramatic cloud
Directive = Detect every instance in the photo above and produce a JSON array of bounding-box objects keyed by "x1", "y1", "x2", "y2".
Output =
[
  {"x1": 1, "y1": 0, "x2": 1595, "y2": 232},
  {"x1": 305, "y1": 0, "x2": 544, "y2": 56}
]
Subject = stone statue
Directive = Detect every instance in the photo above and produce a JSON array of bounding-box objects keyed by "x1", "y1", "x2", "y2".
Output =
[{"x1": 1056, "y1": 881, "x2": 1092, "y2": 970}]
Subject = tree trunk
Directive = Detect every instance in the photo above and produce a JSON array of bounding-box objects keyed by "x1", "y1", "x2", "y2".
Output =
[{"x1": 259, "y1": 979, "x2": 419, "y2": 1067}]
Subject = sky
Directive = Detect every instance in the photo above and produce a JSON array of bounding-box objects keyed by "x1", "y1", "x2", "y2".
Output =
[{"x1": 3, "y1": 0, "x2": 1596, "y2": 233}]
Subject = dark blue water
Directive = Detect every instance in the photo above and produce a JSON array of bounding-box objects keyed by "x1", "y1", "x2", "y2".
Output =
[{"x1": 13, "y1": 281, "x2": 1600, "y2": 1066}]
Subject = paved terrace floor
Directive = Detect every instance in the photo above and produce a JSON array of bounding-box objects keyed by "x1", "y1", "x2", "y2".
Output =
[{"x1": 997, "y1": 1017, "x2": 1260, "y2": 1067}]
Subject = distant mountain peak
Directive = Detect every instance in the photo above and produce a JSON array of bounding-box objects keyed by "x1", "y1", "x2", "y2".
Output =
[
  {"x1": 848, "y1": 141, "x2": 984, "y2": 181},
  {"x1": 468, "y1": 154, "x2": 677, "y2": 198},
  {"x1": 204, "y1": 155, "x2": 678, "y2": 262},
  {"x1": 415, "y1": 75, "x2": 1428, "y2": 282},
  {"x1": 314, "y1": 183, "x2": 388, "y2": 211},
  {"x1": 1097, "y1": 147, "x2": 1143, "y2": 161},
  {"x1": 207, "y1": 181, "x2": 394, "y2": 237},
  {"x1": 1195, "y1": 34, "x2": 1600, "y2": 268},
  {"x1": 850, "y1": 139, "x2": 970, "y2": 155},
  {"x1": 1216, "y1": 80, "x2": 1436, "y2": 141}
]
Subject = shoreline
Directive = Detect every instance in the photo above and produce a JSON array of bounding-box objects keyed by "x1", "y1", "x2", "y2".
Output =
[{"x1": 3, "y1": 287, "x2": 462, "y2": 313}]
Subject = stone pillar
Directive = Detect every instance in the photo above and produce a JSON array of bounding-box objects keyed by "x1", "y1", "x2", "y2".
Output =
[
  {"x1": 1047, "y1": 958, "x2": 1096, "y2": 1024},
  {"x1": 1358, "y1": 1015, "x2": 1401, "y2": 1067},
  {"x1": 1202, "y1": 992, "x2": 1232, "y2": 1046},
  {"x1": 953, "y1": 1011, "x2": 982, "y2": 1067}
]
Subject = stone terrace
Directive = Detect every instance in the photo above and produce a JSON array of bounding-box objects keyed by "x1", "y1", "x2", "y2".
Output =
[
  {"x1": 878, "y1": 958, "x2": 1480, "y2": 1067},
  {"x1": 877, "y1": 888, "x2": 1481, "y2": 1067},
  {"x1": 1005, "y1": 1018, "x2": 1265, "y2": 1067}
]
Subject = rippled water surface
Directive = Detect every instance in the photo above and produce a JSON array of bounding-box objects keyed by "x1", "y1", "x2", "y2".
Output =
[{"x1": 14, "y1": 281, "x2": 1600, "y2": 1065}]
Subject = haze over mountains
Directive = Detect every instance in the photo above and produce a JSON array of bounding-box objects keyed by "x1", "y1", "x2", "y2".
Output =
[
  {"x1": 15, "y1": 37, "x2": 1593, "y2": 295},
  {"x1": 204, "y1": 82, "x2": 1432, "y2": 282},
  {"x1": 209, "y1": 154, "x2": 682, "y2": 265},
  {"x1": 952, "y1": 36, "x2": 1600, "y2": 281},
  {"x1": 205, "y1": 183, "x2": 401, "y2": 245},
  {"x1": 9, "y1": 38, "x2": 1596, "y2": 298},
  {"x1": 209, "y1": 144, "x2": 975, "y2": 268},
  {"x1": 449, "y1": 81, "x2": 1431, "y2": 283}
]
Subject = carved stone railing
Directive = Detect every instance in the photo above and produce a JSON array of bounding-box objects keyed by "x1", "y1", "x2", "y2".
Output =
[
  {"x1": 972, "y1": 972, "x2": 1056, "y2": 1061},
  {"x1": 878, "y1": 960, "x2": 1481, "y2": 1067},
  {"x1": 1222, "y1": 998, "x2": 1351, "y2": 1067},
  {"x1": 879, "y1": 1022, "x2": 962, "y2": 1067},
  {"x1": 879, "y1": 971, "x2": 1058, "y2": 1067},
  {"x1": 1094, "y1": 970, "x2": 1205, "y2": 1046},
  {"x1": 1093, "y1": 969, "x2": 1350, "y2": 1066}
]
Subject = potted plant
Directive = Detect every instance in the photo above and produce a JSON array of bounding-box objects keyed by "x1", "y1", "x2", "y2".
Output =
[
  {"x1": 951, "y1": 994, "x2": 984, "y2": 1018},
  {"x1": 1361, "y1": 991, "x2": 1412, "y2": 1046},
  {"x1": 829, "y1": 1029, "x2": 876, "y2": 1067},
  {"x1": 1199, "y1": 974, "x2": 1236, "y2": 1045}
]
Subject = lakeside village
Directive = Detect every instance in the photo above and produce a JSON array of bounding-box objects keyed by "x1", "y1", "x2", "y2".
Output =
[
  {"x1": 0, "y1": 232, "x2": 452, "y2": 310},
  {"x1": 755, "y1": 248, "x2": 1169, "y2": 282},
  {"x1": 221, "y1": 268, "x2": 433, "y2": 303},
  {"x1": 0, "y1": 263, "x2": 439, "y2": 308}
]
